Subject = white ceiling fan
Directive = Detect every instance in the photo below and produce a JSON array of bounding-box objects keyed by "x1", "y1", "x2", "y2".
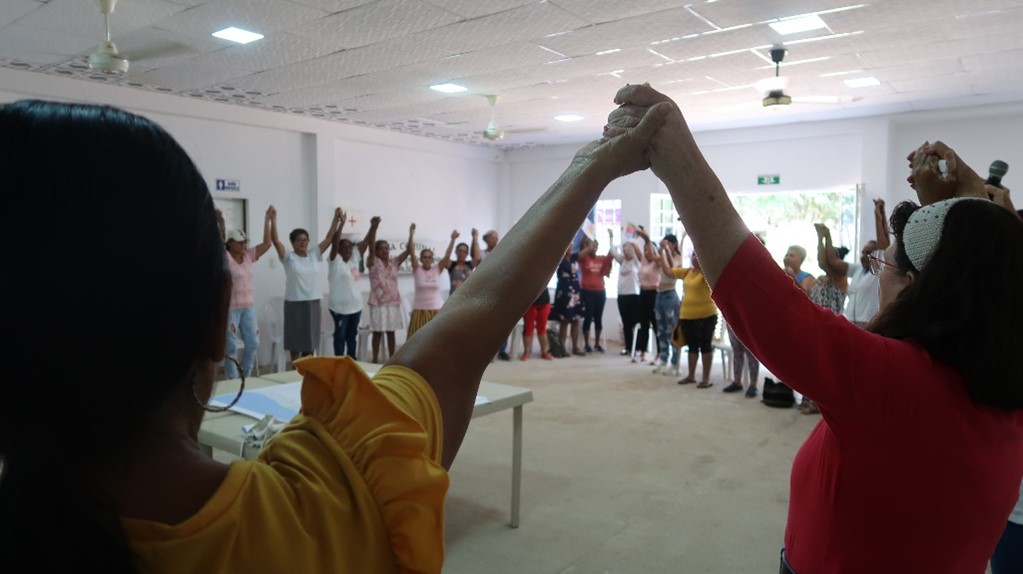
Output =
[
  {"x1": 719, "y1": 47, "x2": 859, "y2": 113},
  {"x1": 87, "y1": 0, "x2": 196, "y2": 75}
]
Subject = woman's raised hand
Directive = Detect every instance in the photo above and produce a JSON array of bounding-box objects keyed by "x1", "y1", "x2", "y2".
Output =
[{"x1": 906, "y1": 140, "x2": 986, "y2": 205}]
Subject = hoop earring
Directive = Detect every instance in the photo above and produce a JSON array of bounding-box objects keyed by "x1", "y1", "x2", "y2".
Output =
[{"x1": 193, "y1": 356, "x2": 246, "y2": 413}]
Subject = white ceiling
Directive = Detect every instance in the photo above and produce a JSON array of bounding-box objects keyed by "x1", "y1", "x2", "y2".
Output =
[{"x1": 2, "y1": 0, "x2": 1022, "y2": 149}]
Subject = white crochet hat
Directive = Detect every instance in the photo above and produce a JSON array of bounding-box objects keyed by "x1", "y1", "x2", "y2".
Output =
[{"x1": 903, "y1": 198, "x2": 983, "y2": 271}]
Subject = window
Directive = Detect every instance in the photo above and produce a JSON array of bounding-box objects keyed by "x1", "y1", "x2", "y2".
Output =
[{"x1": 593, "y1": 199, "x2": 622, "y2": 297}]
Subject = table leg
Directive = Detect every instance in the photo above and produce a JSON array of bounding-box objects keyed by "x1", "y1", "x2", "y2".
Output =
[{"x1": 511, "y1": 404, "x2": 523, "y2": 528}]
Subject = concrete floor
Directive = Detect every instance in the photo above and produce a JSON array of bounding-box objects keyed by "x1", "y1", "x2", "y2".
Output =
[{"x1": 442, "y1": 343, "x2": 817, "y2": 574}]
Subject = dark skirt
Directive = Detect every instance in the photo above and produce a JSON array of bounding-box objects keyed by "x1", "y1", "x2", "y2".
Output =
[{"x1": 284, "y1": 299, "x2": 321, "y2": 353}]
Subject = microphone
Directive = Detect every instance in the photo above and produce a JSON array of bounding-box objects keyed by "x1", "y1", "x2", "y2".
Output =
[{"x1": 987, "y1": 160, "x2": 1008, "y2": 187}]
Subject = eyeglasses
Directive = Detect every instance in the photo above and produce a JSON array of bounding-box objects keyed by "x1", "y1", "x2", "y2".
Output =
[{"x1": 867, "y1": 251, "x2": 898, "y2": 276}]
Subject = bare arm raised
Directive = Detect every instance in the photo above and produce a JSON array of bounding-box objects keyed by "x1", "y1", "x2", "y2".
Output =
[{"x1": 388, "y1": 104, "x2": 665, "y2": 469}]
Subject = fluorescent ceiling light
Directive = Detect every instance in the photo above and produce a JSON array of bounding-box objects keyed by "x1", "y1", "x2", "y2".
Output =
[
  {"x1": 769, "y1": 14, "x2": 827, "y2": 35},
  {"x1": 211, "y1": 27, "x2": 263, "y2": 44},
  {"x1": 554, "y1": 114, "x2": 583, "y2": 122},
  {"x1": 844, "y1": 76, "x2": 880, "y2": 88},
  {"x1": 429, "y1": 83, "x2": 467, "y2": 93}
]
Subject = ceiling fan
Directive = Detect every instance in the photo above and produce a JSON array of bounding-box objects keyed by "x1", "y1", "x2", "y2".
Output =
[
  {"x1": 716, "y1": 46, "x2": 859, "y2": 112},
  {"x1": 87, "y1": 0, "x2": 196, "y2": 75},
  {"x1": 88, "y1": 0, "x2": 129, "y2": 74}
]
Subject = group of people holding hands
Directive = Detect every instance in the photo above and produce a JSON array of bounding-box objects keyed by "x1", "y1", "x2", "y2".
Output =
[
  {"x1": 216, "y1": 205, "x2": 510, "y2": 369},
  {"x1": 4, "y1": 82, "x2": 1020, "y2": 574}
]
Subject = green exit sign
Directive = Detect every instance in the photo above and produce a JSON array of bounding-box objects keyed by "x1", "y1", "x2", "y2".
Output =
[{"x1": 758, "y1": 174, "x2": 780, "y2": 185}]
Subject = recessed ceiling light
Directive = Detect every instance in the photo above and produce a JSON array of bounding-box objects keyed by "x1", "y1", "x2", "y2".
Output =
[
  {"x1": 429, "y1": 83, "x2": 467, "y2": 93},
  {"x1": 554, "y1": 114, "x2": 583, "y2": 122},
  {"x1": 844, "y1": 76, "x2": 880, "y2": 88},
  {"x1": 769, "y1": 14, "x2": 828, "y2": 35},
  {"x1": 211, "y1": 27, "x2": 264, "y2": 44}
]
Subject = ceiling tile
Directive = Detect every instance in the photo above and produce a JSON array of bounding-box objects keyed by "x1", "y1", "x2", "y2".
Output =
[
  {"x1": 414, "y1": 2, "x2": 591, "y2": 54},
  {"x1": 0, "y1": 24, "x2": 97, "y2": 65},
  {"x1": 290, "y1": 0, "x2": 462, "y2": 52},
  {"x1": 536, "y1": 7, "x2": 708, "y2": 58},
  {"x1": 156, "y1": 0, "x2": 328, "y2": 40},
  {"x1": 16, "y1": 0, "x2": 187, "y2": 37},
  {"x1": 129, "y1": 62, "x2": 256, "y2": 91},
  {"x1": 0, "y1": 0, "x2": 41, "y2": 29},
  {"x1": 691, "y1": 0, "x2": 865, "y2": 28},
  {"x1": 550, "y1": 0, "x2": 700, "y2": 24},
  {"x1": 288, "y1": 0, "x2": 377, "y2": 13},
  {"x1": 423, "y1": 0, "x2": 538, "y2": 19}
]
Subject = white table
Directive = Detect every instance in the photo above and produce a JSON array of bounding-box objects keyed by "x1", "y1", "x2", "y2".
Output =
[{"x1": 199, "y1": 367, "x2": 534, "y2": 528}]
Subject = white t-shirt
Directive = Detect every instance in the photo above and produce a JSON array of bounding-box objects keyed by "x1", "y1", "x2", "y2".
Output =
[
  {"x1": 328, "y1": 251, "x2": 363, "y2": 315},
  {"x1": 282, "y1": 245, "x2": 322, "y2": 302},
  {"x1": 843, "y1": 265, "x2": 879, "y2": 323},
  {"x1": 612, "y1": 246, "x2": 640, "y2": 296}
]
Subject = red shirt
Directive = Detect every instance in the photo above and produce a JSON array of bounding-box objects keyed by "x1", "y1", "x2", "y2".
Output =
[
  {"x1": 713, "y1": 235, "x2": 1023, "y2": 574},
  {"x1": 578, "y1": 253, "x2": 612, "y2": 291}
]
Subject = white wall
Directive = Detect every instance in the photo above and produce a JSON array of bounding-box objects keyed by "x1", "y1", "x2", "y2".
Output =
[
  {"x1": 0, "y1": 67, "x2": 502, "y2": 351},
  {"x1": 4, "y1": 66, "x2": 1021, "y2": 350},
  {"x1": 506, "y1": 102, "x2": 1023, "y2": 343}
]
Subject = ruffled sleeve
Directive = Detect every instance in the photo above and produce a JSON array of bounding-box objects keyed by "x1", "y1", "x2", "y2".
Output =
[{"x1": 270, "y1": 356, "x2": 449, "y2": 574}]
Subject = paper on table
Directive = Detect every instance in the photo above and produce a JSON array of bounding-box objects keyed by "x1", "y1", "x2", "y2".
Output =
[{"x1": 212, "y1": 373, "x2": 490, "y2": 421}]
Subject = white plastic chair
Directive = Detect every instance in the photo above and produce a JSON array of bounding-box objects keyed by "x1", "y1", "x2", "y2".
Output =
[{"x1": 319, "y1": 297, "x2": 335, "y2": 357}]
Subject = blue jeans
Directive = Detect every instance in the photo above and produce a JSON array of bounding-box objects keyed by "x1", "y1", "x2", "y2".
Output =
[
  {"x1": 654, "y1": 290, "x2": 680, "y2": 365},
  {"x1": 330, "y1": 309, "x2": 361, "y2": 359},
  {"x1": 225, "y1": 306, "x2": 258, "y2": 378}
]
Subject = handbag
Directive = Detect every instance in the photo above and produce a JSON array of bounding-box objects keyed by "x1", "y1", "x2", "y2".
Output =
[{"x1": 671, "y1": 319, "x2": 686, "y2": 348}]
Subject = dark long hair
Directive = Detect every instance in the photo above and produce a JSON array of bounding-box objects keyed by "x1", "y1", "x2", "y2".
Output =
[
  {"x1": 869, "y1": 200, "x2": 1023, "y2": 409},
  {"x1": 0, "y1": 101, "x2": 226, "y2": 570}
]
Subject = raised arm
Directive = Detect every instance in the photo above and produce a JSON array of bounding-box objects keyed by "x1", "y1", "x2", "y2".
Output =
[
  {"x1": 364, "y1": 216, "x2": 380, "y2": 267},
  {"x1": 358, "y1": 216, "x2": 380, "y2": 259},
  {"x1": 388, "y1": 105, "x2": 665, "y2": 469},
  {"x1": 268, "y1": 206, "x2": 285, "y2": 260},
  {"x1": 609, "y1": 229, "x2": 624, "y2": 263},
  {"x1": 317, "y1": 208, "x2": 342, "y2": 256},
  {"x1": 873, "y1": 199, "x2": 890, "y2": 250},
  {"x1": 612, "y1": 85, "x2": 747, "y2": 286},
  {"x1": 815, "y1": 223, "x2": 848, "y2": 279},
  {"x1": 636, "y1": 228, "x2": 657, "y2": 262},
  {"x1": 327, "y1": 209, "x2": 346, "y2": 262},
  {"x1": 253, "y1": 206, "x2": 274, "y2": 260},
  {"x1": 439, "y1": 230, "x2": 458, "y2": 270},
  {"x1": 656, "y1": 240, "x2": 675, "y2": 275},
  {"x1": 470, "y1": 228, "x2": 481, "y2": 267},
  {"x1": 401, "y1": 223, "x2": 416, "y2": 269}
]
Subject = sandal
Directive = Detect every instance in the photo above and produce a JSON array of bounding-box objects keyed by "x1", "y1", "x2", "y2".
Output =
[
  {"x1": 696, "y1": 381, "x2": 714, "y2": 389},
  {"x1": 722, "y1": 382, "x2": 744, "y2": 393},
  {"x1": 677, "y1": 377, "x2": 696, "y2": 385}
]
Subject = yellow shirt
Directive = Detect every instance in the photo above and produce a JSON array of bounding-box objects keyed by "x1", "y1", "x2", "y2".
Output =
[
  {"x1": 672, "y1": 267, "x2": 717, "y2": 319},
  {"x1": 123, "y1": 357, "x2": 448, "y2": 574}
]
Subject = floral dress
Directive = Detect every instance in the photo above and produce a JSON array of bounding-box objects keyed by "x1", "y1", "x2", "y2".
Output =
[{"x1": 551, "y1": 254, "x2": 584, "y2": 321}]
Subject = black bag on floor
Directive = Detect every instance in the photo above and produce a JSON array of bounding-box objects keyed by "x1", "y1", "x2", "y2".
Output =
[
  {"x1": 762, "y1": 378, "x2": 795, "y2": 408},
  {"x1": 546, "y1": 324, "x2": 566, "y2": 358}
]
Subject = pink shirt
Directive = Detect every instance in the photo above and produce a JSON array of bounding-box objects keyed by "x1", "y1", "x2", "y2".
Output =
[
  {"x1": 638, "y1": 258, "x2": 661, "y2": 290},
  {"x1": 227, "y1": 247, "x2": 257, "y2": 309},
  {"x1": 368, "y1": 258, "x2": 400, "y2": 306},
  {"x1": 412, "y1": 266, "x2": 443, "y2": 311}
]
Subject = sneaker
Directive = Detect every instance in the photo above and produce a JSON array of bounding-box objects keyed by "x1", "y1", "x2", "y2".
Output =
[
  {"x1": 498, "y1": 351, "x2": 511, "y2": 361},
  {"x1": 745, "y1": 386, "x2": 758, "y2": 398},
  {"x1": 663, "y1": 367, "x2": 680, "y2": 377},
  {"x1": 584, "y1": 345, "x2": 593, "y2": 353},
  {"x1": 594, "y1": 345, "x2": 605, "y2": 353},
  {"x1": 722, "y1": 382, "x2": 744, "y2": 393},
  {"x1": 519, "y1": 353, "x2": 529, "y2": 361},
  {"x1": 619, "y1": 349, "x2": 630, "y2": 356}
]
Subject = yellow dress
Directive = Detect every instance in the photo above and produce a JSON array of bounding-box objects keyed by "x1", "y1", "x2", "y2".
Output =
[{"x1": 123, "y1": 357, "x2": 448, "y2": 574}]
